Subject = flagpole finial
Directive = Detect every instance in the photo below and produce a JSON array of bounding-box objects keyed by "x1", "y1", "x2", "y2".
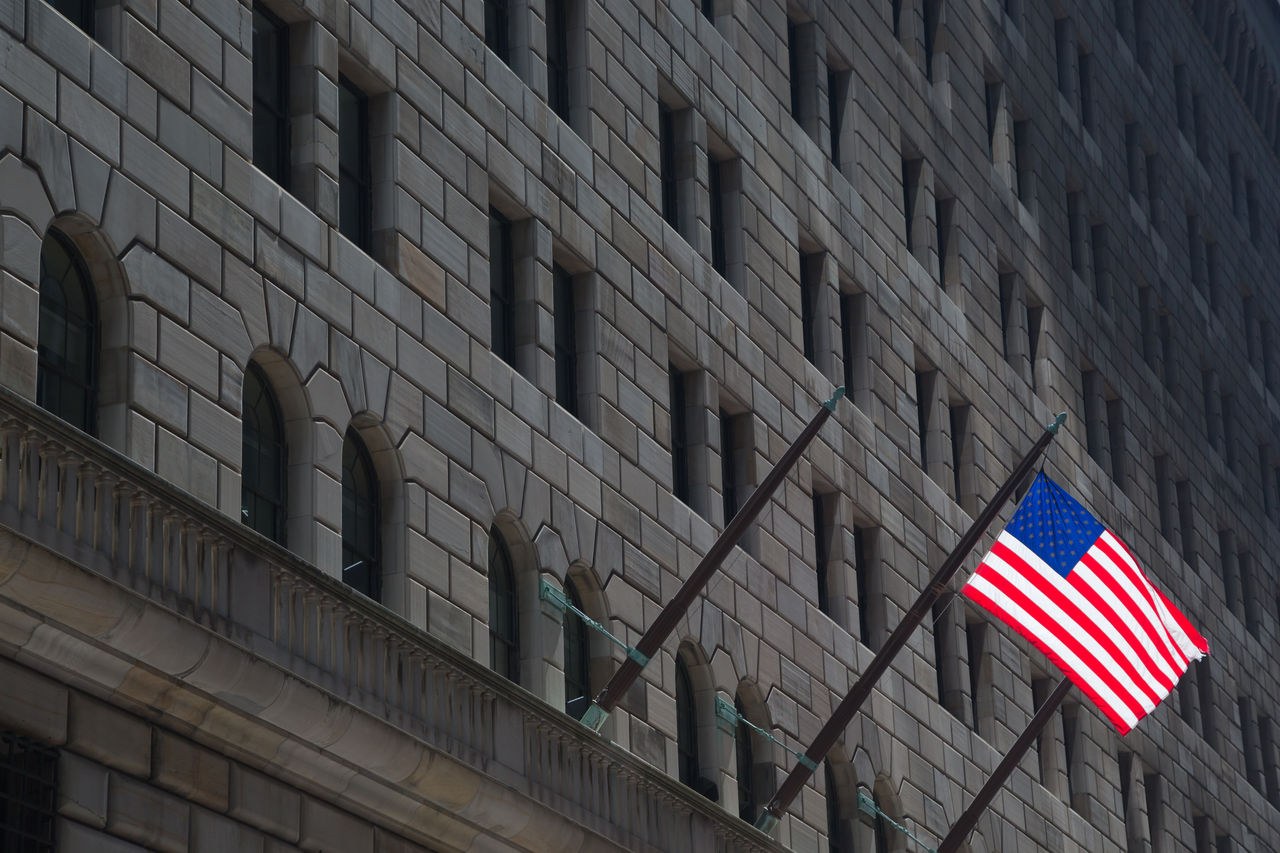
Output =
[
  {"x1": 822, "y1": 386, "x2": 846, "y2": 412},
  {"x1": 1047, "y1": 412, "x2": 1067, "y2": 435}
]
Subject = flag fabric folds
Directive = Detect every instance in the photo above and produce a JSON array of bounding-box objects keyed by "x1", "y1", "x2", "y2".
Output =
[{"x1": 963, "y1": 473, "x2": 1209, "y2": 734}]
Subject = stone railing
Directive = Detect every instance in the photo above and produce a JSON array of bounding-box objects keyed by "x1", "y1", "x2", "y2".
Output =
[{"x1": 0, "y1": 388, "x2": 785, "y2": 853}]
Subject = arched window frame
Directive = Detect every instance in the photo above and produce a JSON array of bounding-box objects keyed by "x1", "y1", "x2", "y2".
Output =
[
  {"x1": 341, "y1": 427, "x2": 381, "y2": 600},
  {"x1": 735, "y1": 693, "x2": 757, "y2": 822},
  {"x1": 488, "y1": 527, "x2": 520, "y2": 683},
  {"x1": 562, "y1": 577, "x2": 591, "y2": 719},
  {"x1": 241, "y1": 361, "x2": 288, "y2": 545},
  {"x1": 676, "y1": 655, "x2": 700, "y2": 789},
  {"x1": 37, "y1": 228, "x2": 99, "y2": 436}
]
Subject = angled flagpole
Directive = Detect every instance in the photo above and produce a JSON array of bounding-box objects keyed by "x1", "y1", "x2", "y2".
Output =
[
  {"x1": 936, "y1": 677, "x2": 1072, "y2": 853},
  {"x1": 754, "y1": 412, "x2": 1068, "y2": 832},
  {"x1": 580, "y1": 386, "x2": 845, "y2": 733}
]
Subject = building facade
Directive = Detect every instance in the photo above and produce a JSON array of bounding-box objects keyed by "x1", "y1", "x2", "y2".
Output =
[{"x1": 0, "y1": 0, "x2": 1277, "y2": 850}]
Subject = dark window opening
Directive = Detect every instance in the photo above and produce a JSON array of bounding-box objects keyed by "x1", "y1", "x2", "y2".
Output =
[
  {"x1": 37, "y1": 229, "x2": 98, "y2": 436},
  {"x1": 252, "y1": 5, "x2": 291, "y2": 191},
  {"x1": 709, "y1": 157, "x2": 728, "y2": 277},
  {"x1": 735, "y1": 695, "x2": 758, "y2": 822},
  {"x1": 669, "y1": 366, "x2": 691, "y2": 506},
  {"x1": 49, "y1": 0, "x2": 94, "y2": 36},
  {"x1": 337, "y1": 76, "x2": 372, "y2": 251},
  {"x1": 800, "y1": 254, "x2": 820, "y2": 364},
  {"x1": 553, "y1": 263, "x2": 579, "y2": 416},
  {"x1": 546, "y1": 0, "x2": 570, "y2": 120},
  {"x1": 241, "y1": 362, "x2": 287, "y2": 545},
  {"x1": 341, "y1": 428, "x2": 381, "y2": 600},
  {"x1": 0, "y1": 732, "x2": 57, "y2": 853},
  {"x1": 563, "y1": 579, "x2": 591, "y2": 719},
  {"x1": 488, "y1": 528, "x2": 520, "y2": 683},
  {"x1": 490, "y1": 208, "x2": 516, "y2": 365},
  {"x1": 485, "y1": 0, "x2": 511, "y2": 64},
  {"x1": 659, "y1": 104, "x2": 679, "y2": 230}
]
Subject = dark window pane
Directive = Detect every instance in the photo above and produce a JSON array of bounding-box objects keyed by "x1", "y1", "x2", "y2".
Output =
[
  {"x1": 709, "y1": 158, "x2": 727, "y2": 276},
  {"x1": 546, "y1": 0, "x2": 570, "y2": 120},
  {"x1": 553, "y1": 264, "x2": 578, "y2": 414},
  {"x1": 0, "y1": 731, "x2": 58, "y2": 853},
  {"x1": 488, "y1": 529, "x2": 520, "y2": 682},
  {"x1": 670, "y1": 367, "x2": 690, "y2": 504},
  {"x1": 490, "y1": 209, "x2": 516, "y2": 365},
  {"x1": 252, "y1": 6, "x2": 290, "y2": 190},
  {"x1": 338, "y1": 76, "x2": 371, "y2": 250},
  {"x1": 485, "y1": 0, "x2": 510, "y2": 64},
  {"x1": 675, "y1": 658, "x2": 699, "y2": 787},
  {"x1": 659, "y1": 104, "x2": 679, "y2": 229},
  {"x1": 341, "y1": 428, "x2": 380, "y2": 600},
  {"x1": 735, "y1": 696, "x2": 756, "y2": 822},
  {"x1": 563, "y1": 580, "x2": 590, "y2": 718},
  {"x1": 241, "y1": 362, "x2": 288, "y2": 545},
  {"x1": 720, "y1": 409, "x2": 739, "y2": 523},
  {"x1": 37, "y1": 229, "x2": 98, "y2": 435},
  {"x1": 49, "y1": 0, "x2": 94, "y2": 36}
]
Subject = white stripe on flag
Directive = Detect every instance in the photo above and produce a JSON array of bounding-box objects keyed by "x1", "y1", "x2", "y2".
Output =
[
  {"x1": 984, "y1": 540, "x2": 1158, "y2": 714},
  {"x1": 966, "y1": 572, "x2": 1141, "y2": 730},
  {"x1": 1098, "y1": 531, "x2": 1207, "y2": 664},
  {"x1": 1071, "y1": 558, "x2": 1182, "y2": 684},
  {"x1": 1089, "y1": 533, "x2": 1189, "y2": 670}
]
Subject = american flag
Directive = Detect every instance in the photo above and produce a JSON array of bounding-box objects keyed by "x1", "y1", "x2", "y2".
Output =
[{"x1": 963, "y1": 473, "x2": 1209, "y2": 734}]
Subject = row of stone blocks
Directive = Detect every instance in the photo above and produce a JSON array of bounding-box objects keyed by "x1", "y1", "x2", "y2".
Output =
[{"x1": 0, "y1": 655, "x2": 428, "y2": 853}]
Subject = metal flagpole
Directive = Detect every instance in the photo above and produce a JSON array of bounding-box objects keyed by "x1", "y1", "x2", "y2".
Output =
[
  {"x1": 936, "y1": 677, "x2": 1073, "y2": 853},
  {"x1": 754, "y1": 412, "x2": 1068, "y2": 832},
  {"x1": 580, "y1": 386, "x2": 846, "y2": 733}
]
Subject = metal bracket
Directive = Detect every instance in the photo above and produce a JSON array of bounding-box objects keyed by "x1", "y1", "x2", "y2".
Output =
[
  {"x1": 580, "y1": 702, "x2": 610, "y2": 733},
  {"x1": 823, "y1": 386, "x2": 847, "y2": 412},
  {"x1": 717, "y1": 697, "x2": 811, "y2": 765}
]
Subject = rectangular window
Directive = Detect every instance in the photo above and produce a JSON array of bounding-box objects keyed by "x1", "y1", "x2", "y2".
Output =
[
  {"x1": 553, "y1": 263, "x2": 578, "y2": 416},
  {"x1": 933, "y1": 596, "x2": 961, "y2": 718},
  {"x1": 854, "y1": 526, "x2": 877, "y2": 649},
  {"x1": 935, "y1": 194, "x2": 954, "y2": 290},
  {"x1": 800, "y1": 253, "x2": 820, "y2": 364},
  {"x1": 720, "y1": 408, "x2": 740, "y2": 524},
  {"x1": 1124, "y1": 123, "x2": 1141, "y2": 202},
  {"x1": 901, "y1": 156, "x2": 924, "y2": 254},
  {"x1": 659, "y1": 103, "x2": 680, "y2": 231},
  {"x1": 485, "y1": 0, "x2": 510, "y2": 64},
  {"x1": 1241, "y1": 697, "x2": 1261, "y2": 790},
  {"x1": 891, "y1": 0, "x2": 902, "y2": 39},
  {"x1": 922, "y1": 0, "x2": 942, "y2": 81},
  {"x1": 49, "y1": 0, "x2": 95, "y2": 36},
  {"x1": 787, "y1": 21, "x2": 802, "y2": 121},
  {"x1": 813, "y1": 490, "x2": 835, "y2": 617},
  {"x1": 701, "y1": 0, "x2": 714, "y2": 22},
  {"x1": 253, "y1": 5, "x2": 290, "y2": 191},
  {"x1": 1032, "y1": 677, "x2": 1056, "y2": 787},
  {"x1": 1107, "y1": 394, "x2": 1125, "y2": 486},
  {"x1": 1078, "y1": 50, "x2": 1094, "y2": 130},
  {"x1": 670, "y1": 366, "x2": 691, "y2": 506},
  {"x1": 338, "y1": 76, "x2": 372, "y2": 251},
  {"x1": 1174, "y1": 64, "x2": 1192, "y2": 134},
  {"x1": 1205, "y1": 240, "x2": 1219, "y2": 310},
  {"x1": 984, "y1": 82, "x2": 1000, "y2": 160},
  {"x1": 1229, "y1": 151, "x2": 1242, "y2": 217},
  {"x1": 949, "y1": 402, "x2": 970, "y2": 511},
  {"x1": 1054, "y1": 18, "x2": 1072, "y2": 100},
  {"x1": 1067, "y1": 191, "x2": 1085, "y2": 275},
  {"x1": 1013, "y1": 119, "x2": 1030, "y2": 203},
  {"x1": 1155, "y1": 454, "x2": 1175, "y2": 543},
  {"x1": 1091, "y1": 222, "x2": 1109, "y2": 307},
  {"x1": 1146, "y1": 151, "x2": 1161, "y2": 230},
  {"x1": 1241, "y1": 552, "x2": 1262, "y2": 638},
  {"x1": 840, "y1": 291, "x2": 863, "y2": 400},
  {"x1": 1027, "y1": 299, "x2": 1043, "y2": 390},
  {"x1": 1261, "y1": 716, "x2": 1278, "y2": 806},
  {"x1": 1062, "y1": 702, "x2": 1079, "y2": 807},
  {"x1": 1197, "y1": 661, "x2": 1215, "y2": 748},
  {"x1": 489, "y1": 208, "x2": 516, "y2": 365},
  {"x1": 709, "y1": 156, "x2": 727, "y2": 277},
  {"x1": 1176, "y1": 478, "x2": 1195, "y2": 567},
  {"x1": 1082, "y1": 369, "x2": 1107, "y2": 471},
  {"x1": 828, "y1": 66, "x2": 848, "y2": 171},
  {"x1": 546, "y1": 0, "x2": 570, "y2": 121},
  {"x1": 1247, "y1": 180, "x2": 1261, "y2": 244},
  {"x1": 998, "y1": 271, "x2": 1016, "y2": 362},
  {"x1": 0, "y1": 731, "x2": 58, "y2": 852},
  {"x1": 966, "y1": 619, "x2": 987, "y2": 734},
  {"x1": 1144, "y1": 773, "x2": 1162, "y2": 849},
  {"x1": 915, "y1": 368, "x2": 936, "y2": 472}
]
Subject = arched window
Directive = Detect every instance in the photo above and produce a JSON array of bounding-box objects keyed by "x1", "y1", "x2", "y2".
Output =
[
  {"x1": 825, "y1": 763, "x2": 851, "y2": 853},
  {"x1": 37, "y1": 229, "x2": 98, "y2": 435},
  {"x1": 675, "y1": 656, "x2": 700, "y2": 789},
  {"x1": 341, "y1": 428, "x2": 380, "y2": 600},
  {"x1": 241, "y1": 362, "x2": 287, "y2": 544},
  {"x1": 735, "y1": 694, "x2": 758, "y2": 822},
  {"x1": 563, "y1": 578, "x2": 590, "y2": 718},
  {"x1": 488, "y1": 527, "x2": 519, "y2": 682}
]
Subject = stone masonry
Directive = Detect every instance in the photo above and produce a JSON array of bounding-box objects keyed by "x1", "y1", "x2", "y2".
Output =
[{"x1": 0, "y1": 0, "x2": 1278, "y2": 850}]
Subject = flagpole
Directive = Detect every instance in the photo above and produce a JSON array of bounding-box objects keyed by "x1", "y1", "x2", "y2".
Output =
[
  {"x1": 754, "y1": 412, "x2": 1068, "y2": 832},
  {"x1": 936, "y1": 677, "x2": 1072, "y2": 853},
  {"x1": 580, "y1": 386, "x2": 846, "y2": 733}
]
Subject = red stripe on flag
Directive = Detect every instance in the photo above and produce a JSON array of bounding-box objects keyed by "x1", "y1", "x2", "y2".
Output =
[
  {"x1": 1070, "y1": 555, "x2": 1180, "y2": 691},
  {"x1": 1090, "y1": 535, "x2": 1191, "y2": 669},
  {"x1": 963, "y1": 579, "x2": 1136, "y2": 734},
  {"x1": 987, "y1": 541, "x2": 1164, "y2": 707},
  {"x1": 1155, "y1": 586, "x2": 1210, "y2": 655},
  {"x1": 969, "y1": 556, "x2": 1150, "y2": 722}
]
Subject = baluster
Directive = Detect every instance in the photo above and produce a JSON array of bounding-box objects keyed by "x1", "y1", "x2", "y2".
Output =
[
  {"x1": 16, "y1": 430, "x2": 36, "y2": 515},
  {"x1": 0, "y1": 420, "x2": 18, "y2": 506},
  {"x1": 75, "y1": 461, "x2": 97, "y2": 542},
  {"x1": 56, "y1": 451, "x2": 78, "y2": 536},
  {"x1": 94, "y1": 470, "x2": 115, "y2": 555},
  {"x1": 37, "y1": 440, "x2": 59, "y2": 525}
]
